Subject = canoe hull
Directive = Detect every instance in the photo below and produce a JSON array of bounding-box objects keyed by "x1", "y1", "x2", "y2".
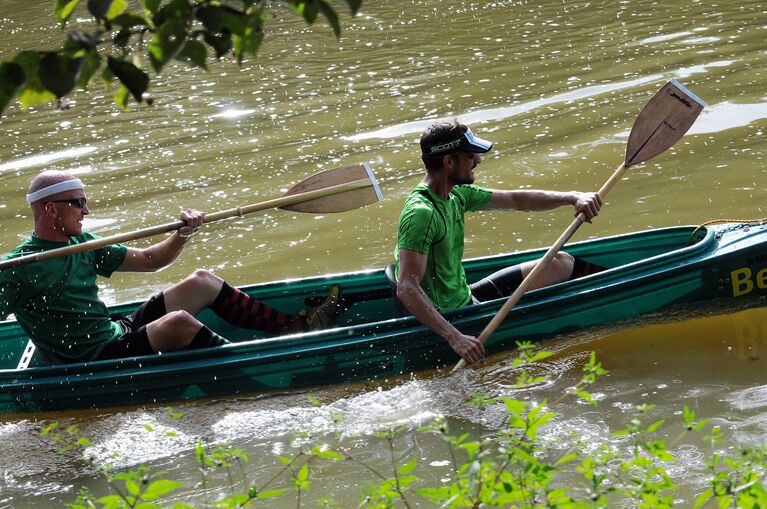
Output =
[{"x1": 2, "y1": 222, "x2": 767, "y2": 414}]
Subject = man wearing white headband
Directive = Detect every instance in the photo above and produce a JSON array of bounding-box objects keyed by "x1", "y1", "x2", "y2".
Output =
[
  {"x1": 392, "y1": 120, "x2": 605, "y2": 364},
  {"x1": 0, "y1": 170, "x2": 343, "y2": 364}
]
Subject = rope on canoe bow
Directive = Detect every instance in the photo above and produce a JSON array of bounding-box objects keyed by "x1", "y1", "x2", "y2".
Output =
[{"x1": 689, "y1": 217, "x2": 767, "y2": 243}]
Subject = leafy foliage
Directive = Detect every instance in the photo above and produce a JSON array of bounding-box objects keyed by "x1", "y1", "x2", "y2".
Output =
[
  {"x1": 1, "y1": 0, "x2": 363, "y2": 116},
  {"x1": 38, "y1": 348, "x2": 767, "y2": 508}
]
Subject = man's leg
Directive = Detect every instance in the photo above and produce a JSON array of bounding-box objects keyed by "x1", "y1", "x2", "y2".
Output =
[
  {"x1": 162, "y1": 269, "x2": 343, "y2": 334},
  {"x1": 144, "y1": 310, "x2": 224, "y2": 352},
  {"x1": 102, "y1": 293, "x2": 228, "y2": 358},
  {"x1": 471, "y1": 252, "x2": 604, "y2": 302}
]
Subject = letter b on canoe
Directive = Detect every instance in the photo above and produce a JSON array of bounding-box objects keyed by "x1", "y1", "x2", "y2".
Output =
[{"x1": 731, "y1": 267, "x2": 767, "y2": 297}]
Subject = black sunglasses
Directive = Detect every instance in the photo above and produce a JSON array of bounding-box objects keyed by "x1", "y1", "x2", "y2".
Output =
[{"x1": 50, "y1": 198, "x2": 87, "y2": 208}]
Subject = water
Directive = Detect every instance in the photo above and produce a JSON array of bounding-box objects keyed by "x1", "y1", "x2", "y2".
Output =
[{"x1": 2, "y1": 0, "x2": 767, "y2": 506}]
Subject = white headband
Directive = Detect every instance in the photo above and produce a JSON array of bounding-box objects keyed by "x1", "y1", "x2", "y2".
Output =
[{"x1": 26, "y1": 179, "x2": 85, "y2": 204}]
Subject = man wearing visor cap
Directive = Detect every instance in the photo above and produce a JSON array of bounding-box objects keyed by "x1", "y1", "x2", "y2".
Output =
[
  {"x1": 0, "y1": 170, "x2": 342, "y2": 364},
  {"x1": 394, "y1": 120, "x2": 604, "y2": 364}
]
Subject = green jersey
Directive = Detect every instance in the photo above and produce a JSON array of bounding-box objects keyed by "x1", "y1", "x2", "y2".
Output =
[
  {"x1": 395, "y1": 183, "x2": 492, "y2": 311},
  {"x1": 0, "y1": 232, "x2": 128, "y2": 362}
]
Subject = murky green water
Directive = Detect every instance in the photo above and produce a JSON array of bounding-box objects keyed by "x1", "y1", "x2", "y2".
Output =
[{"x1": 2, "y1": 0, "x2": 767, "y2": 506}]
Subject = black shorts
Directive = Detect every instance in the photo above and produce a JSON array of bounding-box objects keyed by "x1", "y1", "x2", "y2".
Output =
[
  {"x1": 470, "y1": 264, "x2": 524, "y2": 303},
  {"x1": 97, "y1": 293, "x2": 167, "y2": 360}
]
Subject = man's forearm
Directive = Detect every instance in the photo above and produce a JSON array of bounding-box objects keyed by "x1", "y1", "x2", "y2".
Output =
[
  {"x1": 397, "y1": 282, "x2": 462, "y2": 343},
  {"x1": 136, "y1": 232, "x2": 189, "y2": 271},
  {"x1": 489, "y1": 189, "x2": 577, "y2": 211}
]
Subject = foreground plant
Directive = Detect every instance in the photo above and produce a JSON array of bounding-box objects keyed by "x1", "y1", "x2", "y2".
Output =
[{"x1": 39, "y1": 345, "x2": 767, "y2": 508}]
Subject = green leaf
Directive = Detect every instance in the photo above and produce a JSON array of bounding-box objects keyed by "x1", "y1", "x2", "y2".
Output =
[
  {"x1": 160, "y1": 0, "x2": 193, "y2": 20},
  {"x1": 141, "y1": 0, "x2": 161, "y2": 14},
  {"x1": 111, "y1": 12, "x2": 149, "y2": 28},
  {"x1": 646, "y1": 419, "x2": 665, "y2": 433},
  {"x1": 87, "y1": 0, "x2": 128, "y2": 20},
  {"x1": 96, "y1": 495, "x2": 124, "y2": 505},
  {"x1": 149, "y1": 17, "x2": 187, "y2": 72},
  {"x1": 77, "y1": 437, "x2": 92, "y2": 446},
  {"x1": 504, "y1": 398, "x2": 525, "y2": 416},
  {"x1": 310, "y1": 446, "x2": 343, "y2": 461},
  {"x1": 683, "y1": 405, "x2": 694, "y2": 424},
  {"x1": 125, "y1": 479, "x2": 141, "y2": 496},
  {"x1": 576, "y1": 390, "x2": 597, "y2": 406},
  {"x1": 141, "y1": 480, "x2": 184, "y2": 501},
  {"x1": 13, "y1": 51, "x2": 56, "y2": 108},
  {"x1": 0, "y1": 62, "x2": 26, "y2": 117},
  {"x1": 556, "y1": 452, "x2": 579, "y2": 465},
  {"x1": 39, "y1": 52, "x2": 84, "y2": 98},
  {"x1": 233, "y1": 32, "x2": 262, "y2": 63},
  {"x1": 398, "y1": 458, "x2": 417, "y2": 475},
  {"x1": 175, "y1": 40, "x2": 207, "y2": 69},
  {"x1": 317, "y1": 0, "x2": 340, "y2": 37},
  {"x1": 295, "y1": 1, "x2": 319, "y2": 24},
  {"x1": 343, "y1": 0, "x2": 362, "y2": 15},
  {"x1": 55, "y1": 0, "x2": 82, "y2": 25},
  {"x1": 693, "y1": 489, "x2": 713, "y2": 509},
  {"x1": 529, "y1": 351, "x2": 554, "y2": 363},
  {"x1": 256, "y1": 489, "x2": 287, "y2": 499},
  {"x1": 203, "y1": 32, "x2": 232, "y2": 59},
  {"x1": 296, "y1": 462, "x2": 309, "y2": 482},
  {"x1": 107, "y1": 57, "x2": 149, "y2": 102}
]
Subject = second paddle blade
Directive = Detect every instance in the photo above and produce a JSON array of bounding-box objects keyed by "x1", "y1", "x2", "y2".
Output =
[
  {"x1": 625, "y1": 79, "x2": 706, "y2": 167},
  {"x1": 281, "y1": 163, "x2": 383, "y2": 213}
]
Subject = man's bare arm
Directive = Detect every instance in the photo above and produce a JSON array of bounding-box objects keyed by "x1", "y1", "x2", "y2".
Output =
[
  {"x1": 484, "y1": 190, "x2": 602, "y2": 222},
  {"x1": 117, "y1": 209, "x2": 204, "y2": 272},
  {"x1": 397, "y1": 248, "x2": 485, "y2": 364}
]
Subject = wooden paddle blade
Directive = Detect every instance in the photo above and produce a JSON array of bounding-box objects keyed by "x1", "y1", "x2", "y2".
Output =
[
  {"x1": 281, "y1": 163, "x2": 383, "y2": 213},
  {"x1": 625, "y1": 79, "x2": 706, "y2": 167}
]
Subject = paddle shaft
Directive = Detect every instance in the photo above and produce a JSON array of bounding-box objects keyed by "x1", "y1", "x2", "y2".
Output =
[
  {"x1": 451, "y1": 161, "x2": 628, "y2": 372},
  {"x1": 0, "y1": 177, "x2": 371, "y2": 271}
]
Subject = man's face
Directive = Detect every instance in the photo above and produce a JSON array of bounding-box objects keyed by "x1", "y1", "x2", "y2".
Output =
[
  {"x1": 46, "y1": 190, "x2": 89, "y2": 237},
  {"x1": 447, "y1": 151, "x2": 480, "y2": 186}
]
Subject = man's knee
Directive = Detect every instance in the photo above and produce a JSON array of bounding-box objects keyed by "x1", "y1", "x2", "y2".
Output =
[
  {"x1": 147, "y1": 310, "x2": 203, "y2": 351},
  {"x1": 163, "y1": 310, "x2": 200, "y2": 334},
  {"x1": 185, "y1": 269, "x2": 223, "y2": 290},
  {"x1": 555, "y1": 252, "x2": 574, "y2": 274}
]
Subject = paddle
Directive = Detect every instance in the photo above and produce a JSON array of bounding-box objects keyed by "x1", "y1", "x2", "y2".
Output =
[
  {"x1": 451, "y1": 79, "x2": 706, "y2": 373},
  {"x1": 1, "y1": 163, "x2": 382, "y2": 273}
]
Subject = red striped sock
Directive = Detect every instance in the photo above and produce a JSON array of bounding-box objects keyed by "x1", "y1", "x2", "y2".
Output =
[{"x1": 211, "y1": 283, "x2": 305, "y2": 334}]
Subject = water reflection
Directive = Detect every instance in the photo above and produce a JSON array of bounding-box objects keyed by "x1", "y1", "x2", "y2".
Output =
[
  {"x1": 348, "y1": 60, "x2": 734, "y2": 142},
  {"x1": 0, "y1": 146, "x2": 98, "y2": 173}
]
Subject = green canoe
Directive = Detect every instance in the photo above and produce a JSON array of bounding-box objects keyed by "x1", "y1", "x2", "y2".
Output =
[{"x1": 1, "y1": 222, "x2": 766, "y2": 414}]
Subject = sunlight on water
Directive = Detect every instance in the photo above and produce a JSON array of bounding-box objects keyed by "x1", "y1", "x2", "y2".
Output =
[
  {"x1": 0, "y1": 146, "x2": 98, "y2": 173},
  {"x1": 347, "y1": 60, "x2": 733, "y2": 142},
  {"x1": 687, "y1": 101, "x2": 767, "y2": 135},
  {"x1": 210, "y1": 108, "x2": 258, "y2": 119}
]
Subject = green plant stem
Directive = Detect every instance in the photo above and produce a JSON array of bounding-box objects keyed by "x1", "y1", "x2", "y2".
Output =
[
  {"x1": 260, "y1": 452, "x2": 303, "y2": 492},
  {"x1": 387, "y1": 434, "x2": 413, "y2": 509}
]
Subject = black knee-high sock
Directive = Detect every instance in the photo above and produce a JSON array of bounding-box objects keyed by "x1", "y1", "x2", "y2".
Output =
[
  {"x1": 188, "y1": 326, "x2": 230, "y2": 349},
  {"x1": 210, "y1": 282, "x2": 304, "y2": 334},
  {"x1": 569, "y1": 257, "x2": 607, "y2": 280}
]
